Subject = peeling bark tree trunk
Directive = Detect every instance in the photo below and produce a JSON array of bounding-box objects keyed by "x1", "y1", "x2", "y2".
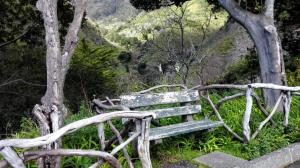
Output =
[
  {"x1": 34, "y1": 0, "x2": 87, "y2": 167},
  {"x1": 218, "y1": 0, "x2": 286, "y2": 110}
]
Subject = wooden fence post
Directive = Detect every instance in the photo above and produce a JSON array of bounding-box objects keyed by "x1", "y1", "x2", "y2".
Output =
[{"x1": 243, "y1": 86, "x2": 253, "y2": 143}]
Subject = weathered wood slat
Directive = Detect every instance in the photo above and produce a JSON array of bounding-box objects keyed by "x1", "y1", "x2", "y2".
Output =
[
  {"x1": 149, "y1": 120, "x2": 223, "y2": 140},
  {"x1": 146, "y1": 105, "x2": 201, "y2": 119},
  {"x1": 120, "y1": 90, "x2": 199, "y2": 108}
]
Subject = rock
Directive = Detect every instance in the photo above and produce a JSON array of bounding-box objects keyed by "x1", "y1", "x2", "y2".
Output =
[
  {"x1": 163, "y1": 160, "x2": 198, "y2": 168},
  {"x1": 193, "y1": 151, "x2": 248, "y2": 168}
]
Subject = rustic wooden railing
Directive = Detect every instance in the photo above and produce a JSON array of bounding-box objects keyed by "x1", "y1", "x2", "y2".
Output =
[
  {"x1": 0, "y1": 83, "x2": 299, "y2": 168},
  {"x1": 0, "y1": 111, "x2": 156, "y2": 168},
  {"x1": 191, "y1": 83, "x2": 299, "y2": 143}
]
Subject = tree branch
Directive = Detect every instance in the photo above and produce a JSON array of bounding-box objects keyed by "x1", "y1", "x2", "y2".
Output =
[
  {"x1": 264, "y1": 0, "x2": 275, "y2": 19},
  {"x1": 217, "y1": 0, "x2": 256, "y2": 26},
  {"x1": 62, "y1": 0, "x2": 88, "y2": 75},
  {"x1": 0, "y1": 79, "x2": 46, "y2": 88},
  {"x1": 0, "y1": 26, "x2": 31, "y2": 48}
]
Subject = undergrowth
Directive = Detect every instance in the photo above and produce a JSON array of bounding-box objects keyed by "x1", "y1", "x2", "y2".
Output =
[{"x1": 4, "y1": 94, "x2": 300, "y2": 167}]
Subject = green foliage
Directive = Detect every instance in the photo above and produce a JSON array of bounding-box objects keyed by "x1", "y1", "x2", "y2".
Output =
[
  {"x1": 0, "y1": 0, "x2": 74, "y2": 134},
  {"x1": 8, "y1": 92, "x2": 300, "y2": 167},
  {"x1": 287, "y1": 69, "x2": 300, "y2": 86},
  {"x1": 217, "y1": 48, "x2": 259, "y2": 84},
  {"x1": 215, "y1": 36, "x2": 234, "y2": 55},
  {"x1": 65, "y1": 39, "x2": 121, "y2": 111}
]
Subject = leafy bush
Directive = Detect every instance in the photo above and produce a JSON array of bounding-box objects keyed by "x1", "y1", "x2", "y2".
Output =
[{"x1": 65, "y1": 39, "x2": 121, "y2": 112}]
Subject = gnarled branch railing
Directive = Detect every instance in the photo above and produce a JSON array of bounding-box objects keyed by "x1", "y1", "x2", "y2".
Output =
[
  {"x1": 0, "y1": 111, "x2": 156, "y2": 168},
  {"x1": 191, "y1": 83, "x2": 299, "y2": 143}
]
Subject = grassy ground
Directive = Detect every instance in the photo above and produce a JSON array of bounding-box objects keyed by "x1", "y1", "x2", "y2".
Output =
[{"x1": 5, "y1": 93, "x2": 300, "y2": 167}]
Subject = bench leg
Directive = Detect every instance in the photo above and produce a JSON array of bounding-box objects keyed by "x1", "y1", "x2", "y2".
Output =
[{"x1": 137, "y1": 118, "x2": 152, "y2": 168}]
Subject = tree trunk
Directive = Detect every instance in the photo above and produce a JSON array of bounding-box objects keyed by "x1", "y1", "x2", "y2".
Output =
[
  {"x1": 247, "y1": 18, "x2": 286, "y2": 109},
  {"x1": 34, "y1": 0, "x2": 87, "y2": 167},
  {"x1": 218, "y1": 0, "x2": 286, "y2": 110}
]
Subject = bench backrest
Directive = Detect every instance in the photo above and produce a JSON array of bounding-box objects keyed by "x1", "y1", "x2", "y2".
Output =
[{"x1": 120, "y1": 90, "x2": 201, "y2": 119}]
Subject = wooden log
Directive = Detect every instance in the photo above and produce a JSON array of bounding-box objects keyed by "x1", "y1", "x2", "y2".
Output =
[
  {"x1": 0, "y1": 147, "x2": 25, "y2": 168},
  {"x1": 137, "y1": 118, "x2": 152, "y2": 168},
  {"x1": 283, "y1": 92, "x2": 291, "y2": 128},
  {"x1": 251, "y1": 93, "x2": 284, "y2": 139},
  {"x1": 243, "y1": 87, "x2": 253, "y2": 143}
]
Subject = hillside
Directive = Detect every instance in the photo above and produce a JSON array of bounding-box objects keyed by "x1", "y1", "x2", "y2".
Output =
[{"x1": 85, "y1": 0, "x2": 253, "y2": 85}]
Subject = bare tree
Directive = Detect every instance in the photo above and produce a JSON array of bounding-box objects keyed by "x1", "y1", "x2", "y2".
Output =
[
  {"x1": 32, "y1": 0, "x2": 88, "y2": 167},
  {"x1": 143, "y1": 3, "x2": 212, "y2": 85}
]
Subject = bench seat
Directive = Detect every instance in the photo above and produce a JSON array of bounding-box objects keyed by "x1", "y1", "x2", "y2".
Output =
[{"x1": 149, "y1": 119, "x2": 223, "y2": 140}]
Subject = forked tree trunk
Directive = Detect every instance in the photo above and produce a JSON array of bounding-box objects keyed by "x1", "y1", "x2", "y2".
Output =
[
  {"x1": 34, "y1": 0, "x2": 87, "y2": 167},
  {"x1": 218, "y1": 0, "x2": 286, "y2": 110},
  {"x1": 248, "y1": 18, "x2": 285, "y2": 109}
]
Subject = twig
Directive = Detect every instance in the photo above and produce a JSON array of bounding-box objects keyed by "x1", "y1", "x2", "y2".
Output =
[
  {"x1": 134, "y1": 84, "x2": 187, "y2": 94},
  {"x1": 0, "y1": 79, "x2": 45, "y2": 88}
]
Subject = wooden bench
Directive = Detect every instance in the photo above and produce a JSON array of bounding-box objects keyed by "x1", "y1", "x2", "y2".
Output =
[{"x1": 120, "y1": 89, "x2": 223, "y2": 167}]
